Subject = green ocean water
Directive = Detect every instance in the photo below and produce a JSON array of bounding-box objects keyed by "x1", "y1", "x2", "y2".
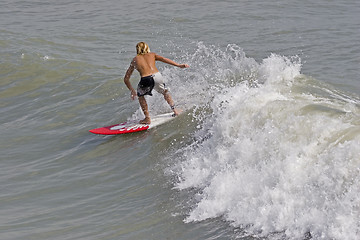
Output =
[{"x1": 1, "y1": 1, "x2": 359, "y2": 239}]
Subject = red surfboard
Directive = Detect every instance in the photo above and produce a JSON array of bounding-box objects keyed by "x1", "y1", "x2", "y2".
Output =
[{"x1": 89, "y1": 112, "x2": 175, "y2": 135}]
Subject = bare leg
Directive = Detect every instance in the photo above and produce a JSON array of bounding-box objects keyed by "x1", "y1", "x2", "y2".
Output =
[
  {"x1": 138, "y1": 96, "x2": 151, "y2": 124},
  {"x1": 163, "y1": 90, "x2": 180, "y2": 116}
]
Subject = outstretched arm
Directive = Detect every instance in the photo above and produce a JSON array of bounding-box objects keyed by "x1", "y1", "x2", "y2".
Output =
[
  {"x1": 124, "y1": 60, "x2": 137, "y2": 100},
  {"x1": 155, "y1": 54, "x2": 189, "y2": 68}
]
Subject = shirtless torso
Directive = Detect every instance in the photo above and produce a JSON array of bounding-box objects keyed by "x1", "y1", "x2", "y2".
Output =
[{"x1": 133, "y1": 52, "x2": 159, "y2": 77}]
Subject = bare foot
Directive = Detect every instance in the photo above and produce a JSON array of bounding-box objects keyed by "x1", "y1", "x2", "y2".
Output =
[
  {"x1": 173, "y1": 108, "x2": 182, "y2": 116},
  {"x1": 139, "y1": 117, "x2": 151, "y2": 124}
]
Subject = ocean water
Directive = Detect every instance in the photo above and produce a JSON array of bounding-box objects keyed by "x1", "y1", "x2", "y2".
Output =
[{"x1": 1, "y1": 1, "x2": 359, "y2": 240}]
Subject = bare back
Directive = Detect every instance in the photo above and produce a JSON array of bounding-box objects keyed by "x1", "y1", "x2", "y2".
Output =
[{"x1": 133, "y1": 52, "x2": 159, "y2": 77}]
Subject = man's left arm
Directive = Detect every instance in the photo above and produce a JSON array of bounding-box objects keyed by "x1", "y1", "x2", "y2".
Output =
[{"x1": 124, "y1": 60, "x2": 137, "y2": 100}]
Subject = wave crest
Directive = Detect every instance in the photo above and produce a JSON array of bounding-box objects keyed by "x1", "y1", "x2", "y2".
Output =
[{"x1": 167, "y1": 43, "x2": 360, "y2": 239}]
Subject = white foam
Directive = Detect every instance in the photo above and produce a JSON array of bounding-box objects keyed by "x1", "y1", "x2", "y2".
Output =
[{"x1": 167, "y1": 43, "x2": 360, "y2": 239}]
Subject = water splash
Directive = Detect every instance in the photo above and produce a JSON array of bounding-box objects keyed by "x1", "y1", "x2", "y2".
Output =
[{"x1": 167, "y1": 43, "x2": 360, "y2": 239}]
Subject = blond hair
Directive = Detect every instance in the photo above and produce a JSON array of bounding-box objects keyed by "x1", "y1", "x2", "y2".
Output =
[{"x1": 136, "y1": 42, "x2": 150, "y2": 55}]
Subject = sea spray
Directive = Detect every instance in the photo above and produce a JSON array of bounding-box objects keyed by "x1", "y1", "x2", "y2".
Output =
[{"x1": 166, "y1": 44, "x2": 360, "y2": 239}]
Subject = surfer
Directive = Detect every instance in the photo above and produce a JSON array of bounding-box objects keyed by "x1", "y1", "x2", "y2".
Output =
[{"x1": 124, "y1": 42, "x2": 189, "y2": 124}]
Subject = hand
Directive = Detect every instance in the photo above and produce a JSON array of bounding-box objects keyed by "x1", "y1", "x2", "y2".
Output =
[
  {"x1": 131, "y1": 89, "x2": 137, "y2": 100},
  {"x1": 178, "y1": 64, "x2": 189, "y2": 68}
]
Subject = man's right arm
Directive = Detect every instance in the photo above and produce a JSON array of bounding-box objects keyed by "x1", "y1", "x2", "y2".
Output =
[{"x1": 155, "y1": 54, "x2": 189, "y2": 68}]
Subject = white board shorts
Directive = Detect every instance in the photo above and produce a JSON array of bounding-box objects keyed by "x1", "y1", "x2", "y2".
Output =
[{"x1": 137, "y1": 72, "x2": 169, "y2": 97}]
